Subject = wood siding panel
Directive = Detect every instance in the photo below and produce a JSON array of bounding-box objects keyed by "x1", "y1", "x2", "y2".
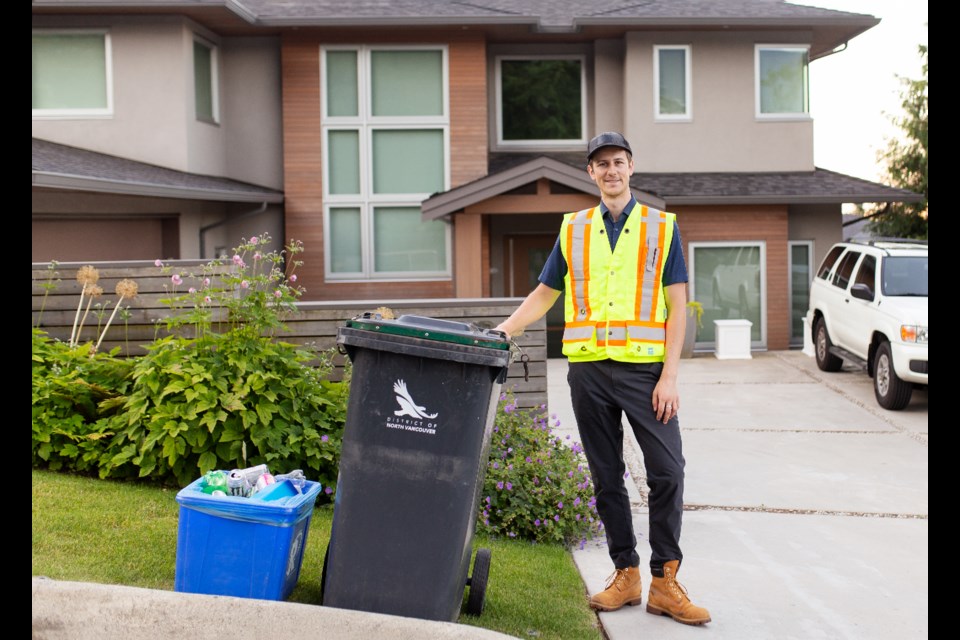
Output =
[{"x1": 33, "y1": 262, "x2": 546, "y2": 409}]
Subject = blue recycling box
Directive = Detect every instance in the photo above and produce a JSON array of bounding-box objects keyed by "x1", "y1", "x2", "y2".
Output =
[{"x1": 174, "y1": 474, "x2": 322, "y2": 600}]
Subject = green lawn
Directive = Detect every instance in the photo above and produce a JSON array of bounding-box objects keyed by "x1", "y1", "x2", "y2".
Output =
[{"x1": 32, "y1": 469, "x2": 604, "y2": 640}]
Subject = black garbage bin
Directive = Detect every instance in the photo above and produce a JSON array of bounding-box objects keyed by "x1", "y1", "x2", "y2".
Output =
[{"x1": 322, "y1": 312, "x2": 512, "y2": 622}]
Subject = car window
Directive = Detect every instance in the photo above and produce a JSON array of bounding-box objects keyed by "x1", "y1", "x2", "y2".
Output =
[
  {"x1": 853, "y1": 254, "x2": 877, "y2": 291},
  {"x1": 816, "y1": 245, "x2": 845, "y2": 280},
  {"x1": 882, "y1": 256, "x2": 928, "y2": 296},
  {"x1": 831, "y1": 250, "x2": 861, "y2": 290}
]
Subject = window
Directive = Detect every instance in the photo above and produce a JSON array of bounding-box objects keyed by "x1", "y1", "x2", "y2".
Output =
[
  {"x1": 853, "y1": 254, "x2": 877, "y2": 291},
  {"x1": 831, "y1": 251, "x2": 861, "y2": 290},
  {"x1": 495, "y1": 55, "x2": 586, "y2": 147},
  {"x1": 32, "y1": 29, "x2": 112, "y2": 117},
  {"x1": 194, "y1": 38, "x2": 219, "y2": 123},
  {"x1": 690, "y1": 242, "x2": 766, "y2": 347},
  {"x1": 789, "y1": 241, "x2": 813, "y2": 346},
  {"x1": 322, "y1": 46, "x2": 450, "y2": 280},
  {"x1": 816, "y1": 245, "x2": 845, "y2": 280},
  {"x1": 755, "y1": 45, "x2": 809, "y2": 117},
  {"x1": 654, "y1": 45, "x2": 691, "y2": 120}
]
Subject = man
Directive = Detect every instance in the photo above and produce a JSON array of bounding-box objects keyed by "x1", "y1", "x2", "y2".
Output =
[{"x1": 495, "y1": 132, "x2": 710, "y2": 625}]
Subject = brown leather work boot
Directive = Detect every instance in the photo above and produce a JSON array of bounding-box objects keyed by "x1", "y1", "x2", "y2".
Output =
[
  {"x1": 589, "y1": 566, "x2": 642, "y2": 611},
  {"x1": 646, "y1": 560, "x2": 711, "y2": 625}
]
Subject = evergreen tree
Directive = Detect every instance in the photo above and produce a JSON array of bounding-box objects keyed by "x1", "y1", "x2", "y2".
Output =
[{"x1": 867, "y1": 43, "x2": 927, "y2": 239}]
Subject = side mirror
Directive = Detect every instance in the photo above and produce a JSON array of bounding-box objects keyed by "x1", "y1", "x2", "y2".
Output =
[{"x1": 850, "y1": 283, "x2": 874, "y2": 302}]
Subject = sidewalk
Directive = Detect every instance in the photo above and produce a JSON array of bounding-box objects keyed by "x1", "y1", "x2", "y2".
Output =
[
  {"x1": 33, "y1": 350, "x2": 928, "y2": 639},
  {"x1": 562, "y1": 350, "x2": 928, "y2": 640}
]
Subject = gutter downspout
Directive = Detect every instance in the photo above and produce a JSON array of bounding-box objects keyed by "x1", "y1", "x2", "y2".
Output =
[{"x1": 199, "y1": 202, "x2": 268, "y2": 259}]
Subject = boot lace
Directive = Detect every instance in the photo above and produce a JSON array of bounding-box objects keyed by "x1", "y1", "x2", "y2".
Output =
[
  {"x1": 604, "y1": 568, "x2": 630, "y2": 591},
  {"x1": 664, "y1": 569, "x2": 689, "y2": 601}
]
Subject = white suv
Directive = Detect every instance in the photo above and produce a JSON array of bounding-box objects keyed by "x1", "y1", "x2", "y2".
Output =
[{"x1": 806, "y1": 239, "x2": 928, "y2": 410}]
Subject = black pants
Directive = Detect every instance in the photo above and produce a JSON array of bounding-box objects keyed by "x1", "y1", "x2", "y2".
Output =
[{"x1": 568, "y1": 359, "x2": 685, "y2": 575}]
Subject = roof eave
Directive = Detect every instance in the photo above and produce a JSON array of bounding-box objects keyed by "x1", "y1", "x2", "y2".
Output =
[
  {"x1": 33, "y1": 171, "x2": 284, "y2": 204},
  {"x1": 663, "y1": 193, "x2": 924, "y2": 206}
]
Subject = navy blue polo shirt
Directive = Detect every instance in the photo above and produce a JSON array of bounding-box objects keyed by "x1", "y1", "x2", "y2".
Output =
[{"x1": 538, "y1": 197, "x2": 689, "y2": 291}]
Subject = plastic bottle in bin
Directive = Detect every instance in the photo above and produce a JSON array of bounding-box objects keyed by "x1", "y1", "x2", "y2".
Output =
[{"x1": 201, "y1": 470, "x2": 228, "y2": 495}]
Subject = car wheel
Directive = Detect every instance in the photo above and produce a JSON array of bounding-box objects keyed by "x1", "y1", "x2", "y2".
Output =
[
  {"x1": 814, "y1": 317, "x2": 843, "y2": 372},
  {"x1": 873, "y1": 341, "x2": 913, "y2": 410}
]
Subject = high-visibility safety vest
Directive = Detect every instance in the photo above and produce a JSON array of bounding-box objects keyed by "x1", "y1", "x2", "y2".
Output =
[{"x1": 560, "y1": 202, "x2": 676, "y2": 363}]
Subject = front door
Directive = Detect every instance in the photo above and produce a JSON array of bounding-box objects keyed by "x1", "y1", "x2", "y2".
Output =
[{"x1": 504, "y1": 234, "x2": 564, "y2": 358}]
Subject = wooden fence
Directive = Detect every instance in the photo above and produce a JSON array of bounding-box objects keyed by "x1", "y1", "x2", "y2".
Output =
[{"x1": 32, "y1": 261, "x2": 548, "y2": 409}]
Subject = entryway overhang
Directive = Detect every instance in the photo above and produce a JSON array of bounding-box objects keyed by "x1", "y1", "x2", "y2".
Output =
[{"x1": 421, "y1": 155, "x2": 664, "y2": 221}]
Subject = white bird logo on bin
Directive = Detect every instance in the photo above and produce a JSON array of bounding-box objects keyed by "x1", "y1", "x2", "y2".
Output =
[{"x1": 393, "y1": 380, "x2": 438, "y2": 419}]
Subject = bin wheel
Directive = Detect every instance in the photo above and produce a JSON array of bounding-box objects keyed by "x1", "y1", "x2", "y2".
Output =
[{"x1": 465, "y1": 548, "x2": 492, "y2": 616}]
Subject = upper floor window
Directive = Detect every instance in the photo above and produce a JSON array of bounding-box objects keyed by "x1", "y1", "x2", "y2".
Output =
[
  {"x1": 322, "y1": 46, "x2": 450, "y2": 281},
  {"x1": 495, "y1": 55, "x2": 586, "y2": 148},
  {"x1": 32, "y1": 29, "x2": 113, "y2": 118},
  {"x1": 654, "y1": 45, "x2": 691, "y2": 120},
  {"x1": 194, "y1": 38, "x2": 219, "y2": 124},
  {"x1": 755, "y1": 45, "x2": 809, "y2": 118}
]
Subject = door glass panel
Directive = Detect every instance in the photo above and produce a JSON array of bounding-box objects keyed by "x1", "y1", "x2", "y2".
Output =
[
  {"x1": 695, "y1": 244, "x2": 763, "y2": 343},
  {"x1": 790, "y1": 243, "x2": 811, "y2": 344}
]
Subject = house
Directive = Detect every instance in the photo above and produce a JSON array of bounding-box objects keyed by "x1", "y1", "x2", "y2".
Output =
[{"x1": 32, "y1": 0, "x2": 923, "y2": 355}]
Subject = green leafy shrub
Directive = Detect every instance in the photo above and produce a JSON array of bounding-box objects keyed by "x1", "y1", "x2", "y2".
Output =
[
  {"x1": 32, "y1": 328, "x2": 133, "y2": 473},
  {"x1": 477, "y1": 392, "x2": 602, "y2": 546},
  {"x1": 32, "y1": 233, "x2": 349, "y2": 496}
]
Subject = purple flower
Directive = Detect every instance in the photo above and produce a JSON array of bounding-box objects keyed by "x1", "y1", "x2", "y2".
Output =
[
  {"x1": 321, "y1": 435, "x2": 329, "y2": 442},
  {"x1": 324, "y1": 486, "x2": 333, "y2": 494},
  {"x1": 557, "y1": 501, "x2": 563, "y2": 509},
  {"x1": 534, "y1": 519, "x2": 541, "y2": 527},
  {"x1": 574, "y1": 497, "x2": 581, "y2": 506},
  {"x1": 506, "y1": 482, "x2": 512, "y2": 490},
  {"x1": 526, "y1": 457, "x2": 532, "y2": 463},
  {"x1": 492, "y1": 461, "x2": 499, "y2": 469},
  {"x1": 496, "y1": 481, "x2": 504, "y2": 490},
  {"x1": 554, "y1": 515, "x2": 560, "y2": 522}
]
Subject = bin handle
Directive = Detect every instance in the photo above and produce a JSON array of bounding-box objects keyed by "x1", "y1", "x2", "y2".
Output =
[{"x1": 508, "y1": 338, "x2": 530, "y2": 382}]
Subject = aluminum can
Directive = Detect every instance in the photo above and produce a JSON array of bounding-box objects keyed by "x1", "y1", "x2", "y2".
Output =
[
  {"x1": 227, "y1": 470, "x2": 250, "y2": 497},
  {"x1": 253, "y1": 473, "x2": 276, "y2": 494}
]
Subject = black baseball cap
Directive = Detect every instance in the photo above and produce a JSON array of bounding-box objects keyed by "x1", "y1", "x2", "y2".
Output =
[{"x1": 587, "y1": 131, "x2": 632, "y2": 161}]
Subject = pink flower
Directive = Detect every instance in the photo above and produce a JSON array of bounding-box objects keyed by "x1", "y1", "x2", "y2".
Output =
[
  {"x1": 203, "y1": 278, "x2": 210, "y2": 286},
  {"x1": 250, "y1": 236, "x2": 259, "y2": 245},
  {"x1": 154, "y1": 259, "x2": 163, "y2": 267},
  {"x1": 240, "y1": 280, "x2": 249, "y2": 289},
  {"x1": 171, "y1": 274, "x2": 183, "y2": 285},
  {"x1": 253, "y1": 252, "x2": 261, "y2": 260},
  {"x1": 204, "y1": 296, "x2": 212, "y2": 303},
  {"x1": 274, "y1": 290, "x2": 282, "y2": 298},
  {"x1": 289, "y1": 274, "x2": 297, "y2": 282},
  {"x1": 232, "y1": 255, "x2": 245, "y2": 267},
  {"x1": 188, "y1": 287, "x2": 197, "y2": 294}
]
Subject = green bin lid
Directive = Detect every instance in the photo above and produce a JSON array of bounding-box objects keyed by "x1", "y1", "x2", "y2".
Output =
[{"x1": 344, "y1": 313, "x2": 510, "y2": 350}]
